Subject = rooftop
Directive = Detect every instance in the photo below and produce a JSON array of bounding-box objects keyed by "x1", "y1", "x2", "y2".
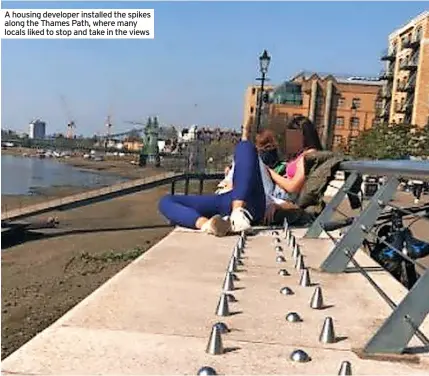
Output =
[
  {"x1": 290, "y1": 70, "x2": 384, "y2": 86},
  {"x1": 389, "y1": 11, "x2": 429, "y2": 40}
]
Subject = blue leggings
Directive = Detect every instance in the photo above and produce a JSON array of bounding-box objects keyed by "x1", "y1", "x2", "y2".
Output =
[{"x1": 159, "y1": 141, "x2": 266, "y2": 229}]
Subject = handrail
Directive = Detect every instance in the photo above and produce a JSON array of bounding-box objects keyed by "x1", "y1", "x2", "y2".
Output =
[
  {"x1": 1, "y1": 171, "x2": 224, "y2": 223},
  {"x1": 339, "y1": 160, "x2": 429, "y2": 180},
  {"x1": 305, "y1": 158, "x2": 429, "y2": 356}
]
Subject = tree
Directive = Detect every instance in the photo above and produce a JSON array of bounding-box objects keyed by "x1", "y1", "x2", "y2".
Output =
[{"x1": 351, "y1": 122, "x2": 423, "y2": 160}]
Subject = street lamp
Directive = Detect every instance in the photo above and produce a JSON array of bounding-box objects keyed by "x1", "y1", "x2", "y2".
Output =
[{"x1": 256, "y1": 49, "x2": 271, "y2": 133}]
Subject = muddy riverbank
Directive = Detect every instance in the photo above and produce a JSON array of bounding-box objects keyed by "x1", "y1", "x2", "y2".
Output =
[{"x1": 1, "y1": 177, "x2": 219, "y2": 360}]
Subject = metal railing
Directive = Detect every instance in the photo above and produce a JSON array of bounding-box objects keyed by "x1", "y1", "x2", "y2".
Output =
[
  {"x1": 304, "y1": 159, "x2": 429, "y2": 355},
  {"x1": 1, "y1": 170, "x2": 225, "y2": 223}
]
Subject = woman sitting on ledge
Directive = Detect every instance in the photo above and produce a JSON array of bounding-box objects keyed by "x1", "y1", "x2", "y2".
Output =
[{"x1": 158, "y1": 116, "x2": 323, "y2": 236}]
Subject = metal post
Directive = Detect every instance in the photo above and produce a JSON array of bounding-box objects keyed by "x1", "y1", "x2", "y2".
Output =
[
  {"x1": 320, "y1": 177, "x2": 399, "y2": 273},
  {"x1": 305, "y1": 172, "x2": 359, "y2": 238},
  {"x1": 199, "y1": 178, "x2": 204, "y2": 195},
  {"x1": 256, "y1": 72, "x2": 266, "y2": 134},
  {"x1": 184, "y1": 177, "x2": 190, "y2": 195},
  {"x1": 171, "y1": 181, "x2": 176, "y2": 195},
  {"x1": 363, "y1": 269, "x2": 429, "y2": 354}
]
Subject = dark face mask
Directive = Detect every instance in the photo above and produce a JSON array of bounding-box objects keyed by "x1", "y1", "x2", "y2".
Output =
[{"x1": 259, "y1": 148, "x2": 279, "y2": 169}]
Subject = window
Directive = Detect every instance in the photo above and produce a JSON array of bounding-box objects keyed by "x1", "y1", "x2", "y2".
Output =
[
  {"x1": 335, "y1": 116, "x2": 345, "y2": 127},
  {"x1": 350, "y1": 117, "x2": 360, "y2": 128},
  {"x1": 334, "y1": 135, "x2": 344, "y2": 145},
  {"x1": 250, "y1": 106, "x2": 254, "y2": 114},
  {"x1": 337, "y1": 96, "x2": 346, "y2": 107},
  {"x1": 349, "y1": 136, "x2": 357, "y2": 145},
  {"x1": 271, "y1": 82, "x2": 303, "y2": 105},
  {"x1": 351, "y1": 98, "x2": 361, "y2": 109},
  {"x1": 415, "y1": 26, "x2": 422, "y2": 41},
  {"x1": 375, "y1": 100, "x2": 383, "y2": 110},
  {"x1": 251, "y1": 87, "x2": 256, "y2": 95}
]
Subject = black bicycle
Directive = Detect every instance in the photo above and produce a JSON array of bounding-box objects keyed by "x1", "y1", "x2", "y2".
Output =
[{"x1": 323, "y1": 204, "x2": 429, "y2": 290}]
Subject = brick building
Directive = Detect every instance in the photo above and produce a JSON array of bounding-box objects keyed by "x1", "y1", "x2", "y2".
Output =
[
  {"x1": 243, "y1": 71, "x2": 383, "y2": 151},
  {"x1": 377, "y1": 11, "x2": 429, "y2": 127}
]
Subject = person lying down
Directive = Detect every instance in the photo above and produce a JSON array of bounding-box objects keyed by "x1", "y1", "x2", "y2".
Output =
[{"x1": 158, "y1": 116, "x2": 323, "y2": 236}]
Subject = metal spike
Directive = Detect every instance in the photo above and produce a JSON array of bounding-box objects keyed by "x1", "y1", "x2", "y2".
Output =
[
  {"x1": 310, "y1": 286, "x2": 324, "y2": 309},
  {"x1": 290, "y1": 235, "x2": 296, "y2": 248},
  {"x1": 272, "y1": 230, "x2": 279, "y2": 236},
  {"x1": 233, "y1": 245, "x2": 241, "y2": 259},
  {"x1": 285, "y1": 229, "x2": 290, "y2": 242},
  {"x1": 299, "y1": 268, "x2": 311, "y2": 287},
  {"x1": 295, "y1": 254, "x2": 305, "y2": 270},
  {"x1": 206, "y1": 324, "x2": 224, "y2": 355},
  {"x1": 338, "y1": 361, "x2": 352, "y2": 375},
  {"x1": 290, "y1": 349, "x2": 311, "y2": 362},
  {"x1": 273, "y1": 237, "x2": 281, "y2": 245},
  {"x1": 223, "y1": 272, "x2": 235, "y2": 292},
  {"x1": 228, "y1": 257, "x2": 237, "y2": 273},
  {"x1": 231, "y1": 273, "x2": 239, "y2": 281},
  {"x1": 286, "y1": 312, "x2": 302, "y2": 322},
  {"x1": 275, "y1": 246, "x2": 283, "y2": 253},
  {"x1": 292, "y1": 244, "x2": 300, "y2": 260},
  {"x1": 236, "y1": 257, "x2": 244, "y2": 266},
  {"x1": 319, "y1": 317, "x2": 336, "y2": 344},
  {"x1": 278, "y1": 268, "x2": 289, "y2": 276},
  {"x1": 238, "y1": 237, "x2": 244, "y2": 250},
  {"x1": 283, "y1": 218, "x2": 289, "y2": 233},
  {"x1": 216, "y1": 294, "x2": 230, "y2": 316},
  {"x1": 276, "y1": 255, "x2": 285, "y2": 263},
  {"x1": 225, "y1": 293, "x2": 237, "y2": 303},
  {"x1": 280, "y1": 286, "x2": 294, "y2": 295},
  {"x1": 214, "y1": 321, "x2": 230, "y2": 334},
  {"x1": 197, "y1": 366, "x2": 217, "y2": 375}
]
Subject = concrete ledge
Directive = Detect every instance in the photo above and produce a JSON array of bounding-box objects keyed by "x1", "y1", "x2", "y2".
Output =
[{"x1": 2, "y1": 228, "x2": 429, "y2": 375}]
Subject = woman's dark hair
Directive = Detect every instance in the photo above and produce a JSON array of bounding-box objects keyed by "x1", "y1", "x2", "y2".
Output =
[{"x1": 286, "y1": 116, "x2": 323, "y2": 151}]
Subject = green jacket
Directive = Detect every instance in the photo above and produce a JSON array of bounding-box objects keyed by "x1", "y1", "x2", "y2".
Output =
[{"x1": 297, "y1": 151, "x2": 362, "y2": 210}]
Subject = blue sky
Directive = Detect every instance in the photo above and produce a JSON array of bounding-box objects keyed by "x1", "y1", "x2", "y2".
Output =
[{"x1": 1, "y1": 1, "x2": 428, "y2": 136}]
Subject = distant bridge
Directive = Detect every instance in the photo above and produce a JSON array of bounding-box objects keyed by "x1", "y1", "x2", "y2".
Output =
[{"x1": 1, "y1": 171, "x2": 224, "y2": 224}]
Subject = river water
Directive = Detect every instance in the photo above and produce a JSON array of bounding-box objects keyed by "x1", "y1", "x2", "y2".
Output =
[{"x1": 1, "y1": 154, "x2": 127, "y2": 195}]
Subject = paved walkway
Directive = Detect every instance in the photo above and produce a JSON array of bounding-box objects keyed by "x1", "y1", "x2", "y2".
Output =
[{"x1": 2, "y1": 228, "x2": 429, "y2": 375}]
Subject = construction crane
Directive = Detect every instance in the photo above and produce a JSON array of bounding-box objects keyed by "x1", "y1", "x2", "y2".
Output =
[{"x1": 60, "y1": 95, "x2": 76, "y2": 139}]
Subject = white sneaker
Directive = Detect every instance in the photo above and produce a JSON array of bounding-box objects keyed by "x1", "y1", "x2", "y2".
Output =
[
  {"x1": 414, "y1": 198, "x2": 420, "y2": 204},
  {"x1": 230, "y1": 207, "x2": 253, "y2": 233},
  {"x1": 201, "y1": 215, "x2": 231, "y2": 237}
]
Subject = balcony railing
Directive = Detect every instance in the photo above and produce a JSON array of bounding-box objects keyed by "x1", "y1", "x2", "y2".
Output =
[
  {"x1": 380, "y1": 48, "x2": 397, "y2": 62},
  {"x1": 403, "y1": 37, "x2": 421, "y2": 50},
  {"x1": 405, "y1": 75, "x2": 417, "y2": 92},
  {"x1": 395, "y1": 102, "x2": 413, "y2": 114},
  {"x1": 399, "y1": 56, "x2": 419, "y2": 71},
  {"x1": 396, "y1": 82, "x2": 408, "y2": 92},
  {"x1": 380, "y1": 85, "x2": 393, "y2": 98},
  {"x1": 379, "y1": 69, "x2": 394, "y2": 80}
]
